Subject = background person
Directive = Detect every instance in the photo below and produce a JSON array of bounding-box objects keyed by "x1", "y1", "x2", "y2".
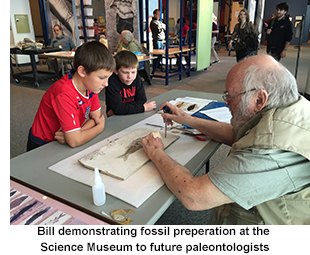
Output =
[
  {"x1": 115, "y1": 30, "x2": 143, "y2": 53},
  {"x1": 47, "y1": 24, "x2": 76, "y2": 74},
  {"x1": 266, "y1": 2, "x2": 293, "y2": 61},
  {"x1": 115, "y1": 30, "x2": 144, "y2": 69},
  {"x1": 150, "y1": 9, "x2": 166, "y2": 70},
  {"x1": 229, "y1": 9, "x2": 258, "y2": 62},
  {"x1": 181, "y1": 18, "x2": 189, "y2": 45},
  {"x1": 211, "y1": 13, "x2": 220, "y2": 64}
]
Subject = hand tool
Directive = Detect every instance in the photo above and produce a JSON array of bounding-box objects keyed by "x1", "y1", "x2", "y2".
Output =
[
  {"x1": 145, "y1": 123, "x2": 164, "y2": 128},
  {"x1": 163, "y1": 106, "x2": 171, "y2": 138},
  {"x1": 182, "y1": 130, "x2": 208, "y2": 141}
]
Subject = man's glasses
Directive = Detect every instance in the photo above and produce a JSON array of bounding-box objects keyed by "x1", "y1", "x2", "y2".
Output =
[{"x1": 222, "y1": 88, "x2": 259, "y2": 103}]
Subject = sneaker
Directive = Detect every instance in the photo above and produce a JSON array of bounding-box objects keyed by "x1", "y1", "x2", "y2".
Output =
[{"x1": 212, "y1": 60, "x2": 220, "y2": 64}]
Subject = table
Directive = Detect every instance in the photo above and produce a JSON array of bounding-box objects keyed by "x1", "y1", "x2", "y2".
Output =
[
  {"x1": 10, "y1": 47, "x2": 61, "y2": 87},
  {"x1": 149, "y1": 46, "x2": 195, "y2": 86},
  {"x1": 40, "y1": 52, "x2": 158, "y2": 77},
  {"x1": 10, "y1": 90, "x2": 223, "y2": 225}
]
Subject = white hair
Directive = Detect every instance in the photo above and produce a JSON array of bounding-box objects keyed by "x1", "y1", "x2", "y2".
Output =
[{"x1": 241, "y1": 63, "x2": 299, "y2": 109}]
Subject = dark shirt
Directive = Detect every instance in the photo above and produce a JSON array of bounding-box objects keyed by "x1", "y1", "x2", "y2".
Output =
[
  {"x1": 105, "y1": 73, "x2": 147, "y2": 116},
  {"x1": 150, "y1": 18, "x2": 166, "y2": 42},
  {"x1": 212, "y1": 22, "x2": 219, "y2": 38},
  {"x1": 267, "y1": 17, "x2": 293, "y2": 50}
]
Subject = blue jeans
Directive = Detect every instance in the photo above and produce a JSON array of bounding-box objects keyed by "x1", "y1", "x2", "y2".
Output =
[
  {"x1": 155, "y1": 40, "x2": 164, "y2": 50},
  {"x1": 153, "y1": 40, "x2": 165, "y2": 69}
]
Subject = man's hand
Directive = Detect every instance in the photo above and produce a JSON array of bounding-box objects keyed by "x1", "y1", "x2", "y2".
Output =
[
  {"x1": 280, "y1": 49, "x2": 287, "y2": 59},
  {"x1": 266, "y1": 28, "x2": 272, "y2": 35},
  {"x1": 55, "y1": 127, "x2": 66, "y2": 144},
  {"x1": 141, "y1": 133, "x2": 164, "y2": 160},
  {"x1": 160, "y1": 102, "x2": 191, "y2": 126}
]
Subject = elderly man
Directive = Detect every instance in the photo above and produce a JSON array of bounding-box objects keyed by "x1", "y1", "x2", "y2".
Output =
[
  {"x1": 141, "y1": 55, "x2": 310, "y2": 224},
  {"x1": 115, "y1": 30, "x2": 144, "y2": 70},
  {"x1": 115, "y1": 30, "x2": 143, "y2": 53}
]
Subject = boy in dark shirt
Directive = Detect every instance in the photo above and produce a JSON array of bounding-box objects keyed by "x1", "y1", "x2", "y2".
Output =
[{"x1": 105, "y1": 51, "x2": 156, "y2": 117}]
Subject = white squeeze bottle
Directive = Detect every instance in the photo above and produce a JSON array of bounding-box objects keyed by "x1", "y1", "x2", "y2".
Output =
[{"x1": 92, "y1": 167, "x2": 106, "y2": 206}]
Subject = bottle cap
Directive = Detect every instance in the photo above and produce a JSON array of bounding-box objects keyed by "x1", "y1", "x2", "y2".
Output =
[{"x1": 94, "y1": 167, "x2": 102, "y2": 185}]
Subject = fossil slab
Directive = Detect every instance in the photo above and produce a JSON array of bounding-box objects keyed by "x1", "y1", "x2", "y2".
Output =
[{"x1": 79, "y1": 128, "x2": 179, "y2": 180}]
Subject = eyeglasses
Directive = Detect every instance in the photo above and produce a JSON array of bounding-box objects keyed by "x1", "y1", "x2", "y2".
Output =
[{"x1": 222, "y1": 88, "x2": 259, "y2": 103}]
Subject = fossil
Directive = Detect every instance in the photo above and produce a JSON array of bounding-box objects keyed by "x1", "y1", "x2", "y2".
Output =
[
  {"x1": 117, "y1": 137, "x2": 143, "y2": 161},
  {"x1": 187, "y1": 104, "x2": 196, "y2": 111}
]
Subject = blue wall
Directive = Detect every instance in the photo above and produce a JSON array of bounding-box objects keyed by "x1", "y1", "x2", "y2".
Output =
[{"x1": 263, "y1": 0, "x2": 309, "y2": 45}]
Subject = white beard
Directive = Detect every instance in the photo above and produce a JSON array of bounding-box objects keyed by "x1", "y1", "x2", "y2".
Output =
[{"x1": 230, "y1": 100, "x2": 255, "y2": 136}]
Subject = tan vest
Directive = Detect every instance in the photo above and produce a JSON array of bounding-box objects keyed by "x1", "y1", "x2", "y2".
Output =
[{"x1": 210, "y1": 96, "x2": 310, "y2": 225}]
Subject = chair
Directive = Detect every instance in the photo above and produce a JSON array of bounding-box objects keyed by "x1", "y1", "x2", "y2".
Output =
[{"x1": 137, "y1": 45, "x2": 152, "y2": 85}]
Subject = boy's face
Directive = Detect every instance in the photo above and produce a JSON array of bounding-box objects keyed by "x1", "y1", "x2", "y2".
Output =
[
  {"x1": 83, "y1": 69, "x2": 113, "y2": 94},
  {"x1": 115, "y1": 66, "x2": 137, "y2": 86}
]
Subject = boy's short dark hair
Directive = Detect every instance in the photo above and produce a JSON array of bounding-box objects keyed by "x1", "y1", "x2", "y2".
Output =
[
  {"x1": 114, "y1": 50, "x2": 139, "y2": 70},
  {"x1": 276, "y1": 2, "x2": 289, "y2": 12},
  {"x1": 74, "y1": 41, "x2": 115, "y2": 74}
]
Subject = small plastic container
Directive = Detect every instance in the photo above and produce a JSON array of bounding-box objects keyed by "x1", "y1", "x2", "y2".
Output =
[{"x1": 92, "y1": 167, "x2": 106, "y2": 206}]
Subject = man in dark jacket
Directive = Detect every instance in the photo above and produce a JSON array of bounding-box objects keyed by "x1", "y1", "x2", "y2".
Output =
[{"x1": 266, "y1": 2, "x2": 293, "y2": 61}]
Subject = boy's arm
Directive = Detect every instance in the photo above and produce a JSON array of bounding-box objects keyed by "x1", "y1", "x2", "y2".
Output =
[
  {"x1": 64, "y1": 110, "x2": 105, "y2": 148},
  {"x1": 135, "y1": 76, "x2": 156, "y2": 112},
  {"x1": 80, "y1": 109, "x2": 101, "y2": 130},
  {"x1": 133, "y1": 75, "x2": 147, "y2": 104}
]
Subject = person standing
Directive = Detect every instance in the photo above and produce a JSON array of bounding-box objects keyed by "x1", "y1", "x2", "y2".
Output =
[
  {"x1": 181, "y1": 18, "x2": 189, "y2": 45},
  {"x1": 229, "y1": 9, "x2": 258, "y2": 62},
  {"x1": 266, "y1": 2, "x2": 293, "y2": 61},
  {"x1": 150, "y1": 9, "x2": 166, "y2": 69},
  {"x1": 211, "y1": 13, "x2": 220, "y2": 64},
  {"x1": 174, "y1": 18, "x2": 180, "y2": 37}
]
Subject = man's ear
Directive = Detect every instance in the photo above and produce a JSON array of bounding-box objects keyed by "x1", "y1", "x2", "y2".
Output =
[
  {"x1": 76, "y1": 65, "x2": 87, "y2": 77},
  {"x1": 114, "y1": 69, "x2": 118, "y2": 75},
  {"x1": 254, "y1": 89, "x2": 268, "y2": 112}
]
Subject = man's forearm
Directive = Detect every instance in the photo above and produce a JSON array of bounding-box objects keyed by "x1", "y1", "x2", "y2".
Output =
[
  {"x1": 149, "y1": 149, "x2": 198, "y2": 208},
  {"x1": 184, "y1": 116, "x2": 235, "y2": 146}
]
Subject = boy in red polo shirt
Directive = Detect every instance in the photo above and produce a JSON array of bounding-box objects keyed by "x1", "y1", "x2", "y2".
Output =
[{"x1": 27, "y1": 41, "x2": 115, "y2": 151}]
